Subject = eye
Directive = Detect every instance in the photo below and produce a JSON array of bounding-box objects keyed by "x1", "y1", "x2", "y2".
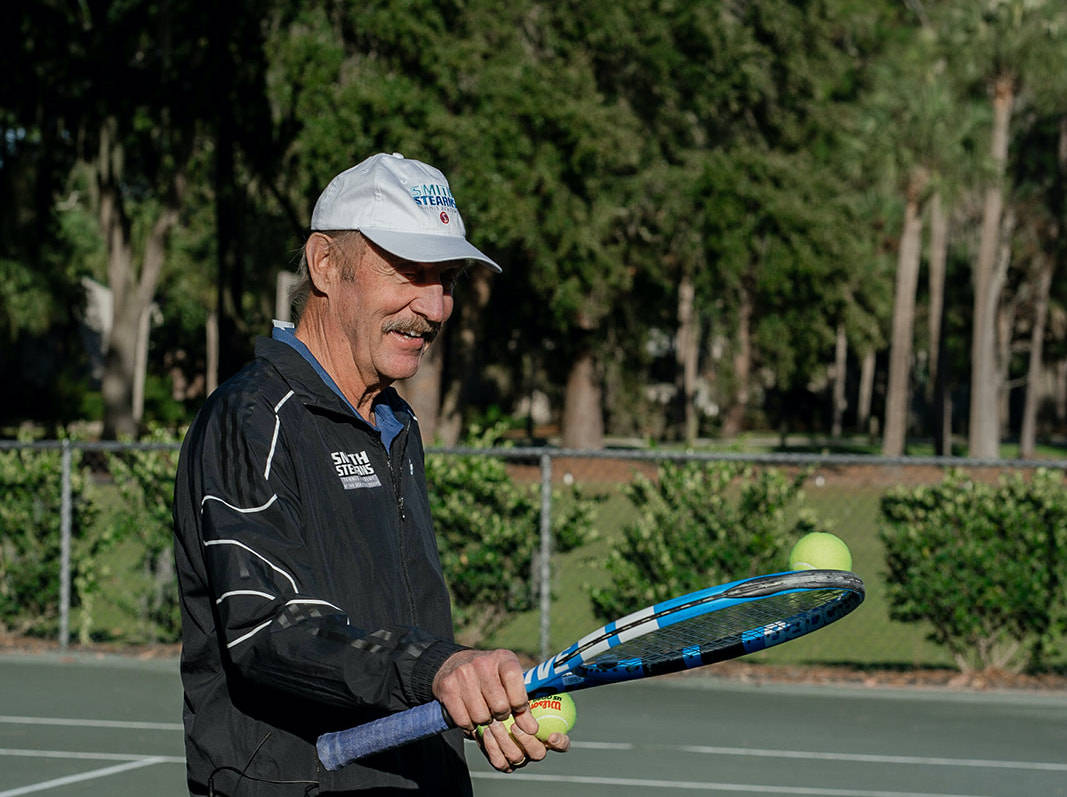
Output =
[
  {"x1": 396, "y1": 264, "x2": 418, "y2": 279},
  {"x1": 441, "y1": 268, "x2": 463, "y2": 291}
]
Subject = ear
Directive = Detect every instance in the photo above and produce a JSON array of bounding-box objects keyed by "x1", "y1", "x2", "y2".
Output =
[{"x1": 304, "y1": 233, "x2": 336, "y2": 295}]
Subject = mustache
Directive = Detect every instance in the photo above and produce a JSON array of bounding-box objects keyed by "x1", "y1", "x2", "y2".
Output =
[{"x1": 382, "y1": 318, "x2": 441, "y2": 343}]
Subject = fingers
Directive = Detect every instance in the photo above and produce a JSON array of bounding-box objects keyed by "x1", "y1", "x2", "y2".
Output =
[
  {"x1": 432, "y1": 649, "x2": 530, "y2": 732},
  {"x1": 480, "y1": 721, "x2": 554, "y2": 768},
  {"x1": 508, "y1": 695, "x2": 539, "y2": 737},
  {"x1": 542, "y1": 730, "x2": 571, "y2": 753},
  {"x1": 433, "y1": 648, "x2": 570, "y2": 773}
]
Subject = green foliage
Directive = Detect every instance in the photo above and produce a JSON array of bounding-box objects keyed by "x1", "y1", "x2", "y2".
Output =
[
  {"x1": 105, "y1": 429, "x2": 183, "y2": 643},
  {"x1": 591, "y1": 462, "x2": 828, "y2": 619},
  {"x1": 0, "y1": 441, "x2": 98, "y2": 637},
  {"x1": 427, "y1": 426, "x2": 597, "y2": 645},
  {"x1": 5, "y1": 0, "x2": 1067, "y2": 447},
  {"x1": 879, "y1": 469, "x2": 1067, "y2": 673}
]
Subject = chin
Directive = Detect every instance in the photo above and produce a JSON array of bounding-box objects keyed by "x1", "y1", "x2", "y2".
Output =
[{"x1": 383, "y1": 356, "x2": 425, "y2": 383}]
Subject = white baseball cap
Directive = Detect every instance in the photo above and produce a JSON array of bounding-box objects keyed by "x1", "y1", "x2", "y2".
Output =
[{"x1": 310, "y1": 152, "x2": 501, "y2": 273}]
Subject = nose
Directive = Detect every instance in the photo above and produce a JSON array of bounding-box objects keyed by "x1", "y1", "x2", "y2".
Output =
[{"x1": 411, "y1": 282, "x2": 451, "y2": 323}]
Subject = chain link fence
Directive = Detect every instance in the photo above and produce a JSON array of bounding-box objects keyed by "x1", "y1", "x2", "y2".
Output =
[{"x1": 2, "y1": 439, "x2": 1065, "y2": 673}]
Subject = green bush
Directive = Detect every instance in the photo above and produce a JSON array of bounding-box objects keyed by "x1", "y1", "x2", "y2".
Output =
[
  {"x1": 427, "y1": 427, "x2": 597, "y2": 646},
  {"x1": 879, "y1": 469, "x2": 1067, "y2": 673},
  {"x1": 0, "y1": 440, "x2": 99, "y2": 638},
  {"x1": 105, "y1": 429, "x2": 183, "y2": 643},
  {"x1": 591, "y1": 461, "x2": 828, "y2": 620}
]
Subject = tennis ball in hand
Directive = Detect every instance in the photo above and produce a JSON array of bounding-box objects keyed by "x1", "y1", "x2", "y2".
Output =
[
  {"x1": 477, "y1": 693, "x2": 576, "y2": 742},
  {"x1": 527, "y1": 693, "x2": 576, "y2": 740},
  {"x1": 788, "y1": 532, "x2": 852, "y2": 571}
]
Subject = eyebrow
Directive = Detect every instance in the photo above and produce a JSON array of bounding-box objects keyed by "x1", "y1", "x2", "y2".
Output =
[{"x1": 394, "y1": 258, "x2": 467, "y2": 273}]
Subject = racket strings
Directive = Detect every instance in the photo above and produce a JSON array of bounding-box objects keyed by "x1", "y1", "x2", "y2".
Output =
[{"x1": 584, "y1": 589, "x2": 847, "y2": 669}]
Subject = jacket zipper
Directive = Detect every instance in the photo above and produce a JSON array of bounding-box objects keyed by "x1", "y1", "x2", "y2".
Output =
[{"x1": 384, "y1": 424, "x2": 417, "y2": 624}]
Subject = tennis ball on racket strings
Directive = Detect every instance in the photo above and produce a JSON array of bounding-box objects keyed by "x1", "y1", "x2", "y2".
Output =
[
  {"x1": 788, "y1": 531, "x2": 852, "y2": 571},
  {"x1": 477, "y1": 693, "x2": 577, "y2": 742}
]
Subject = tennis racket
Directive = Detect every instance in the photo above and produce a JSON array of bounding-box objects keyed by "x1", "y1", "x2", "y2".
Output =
[{"x1": 317, "y1": 569, "x2": 864, "y2": 769}]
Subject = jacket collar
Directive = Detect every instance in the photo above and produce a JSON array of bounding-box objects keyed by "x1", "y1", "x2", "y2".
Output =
[{"x1": 253, "y1": 336, "x2": 415, "y2": 431}]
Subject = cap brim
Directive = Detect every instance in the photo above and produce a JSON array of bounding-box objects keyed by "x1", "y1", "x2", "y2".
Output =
[{"x1": 360, "y1": 228, "x2": 502, "y2": 273}]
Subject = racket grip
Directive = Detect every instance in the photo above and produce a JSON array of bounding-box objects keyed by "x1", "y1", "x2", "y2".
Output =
[{"x1": 316, "y1": 700, "x2": 450, "y2": 770}]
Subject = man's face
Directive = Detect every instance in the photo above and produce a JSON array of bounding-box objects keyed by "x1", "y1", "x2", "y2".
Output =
[{"x1": 334, "y1": 238, "x2": 461, "y2": 387}]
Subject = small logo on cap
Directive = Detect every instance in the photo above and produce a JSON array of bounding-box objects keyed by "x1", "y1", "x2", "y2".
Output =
[{"x1": 440, "y1": 211, "x2": 450, "y2": 224}]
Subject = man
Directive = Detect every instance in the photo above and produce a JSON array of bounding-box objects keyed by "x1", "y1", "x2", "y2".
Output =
[{"x1": 173, "y1": 153, "x2": 568, "y2": 795}]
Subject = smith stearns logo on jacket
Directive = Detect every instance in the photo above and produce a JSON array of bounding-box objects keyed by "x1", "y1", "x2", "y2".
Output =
[{"x1": 331, "y1": 450, "x2": 382, "y2": 490}]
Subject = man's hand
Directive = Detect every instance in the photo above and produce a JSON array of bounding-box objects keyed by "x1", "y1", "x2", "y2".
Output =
[{"x1": 432, "y1": 649, "x2": 569, "y2": 772}]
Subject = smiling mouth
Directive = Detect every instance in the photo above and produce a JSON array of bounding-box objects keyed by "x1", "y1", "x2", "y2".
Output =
[{"x1": 383, "y1": 320, "x2": 440, "y2": 344}]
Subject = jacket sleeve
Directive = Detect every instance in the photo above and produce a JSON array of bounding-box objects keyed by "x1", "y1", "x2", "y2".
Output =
[{"x1": 179, "y1": 388, "x2": 465, "y2": 713}]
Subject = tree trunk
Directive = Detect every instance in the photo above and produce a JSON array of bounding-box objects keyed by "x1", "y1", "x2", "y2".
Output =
[
  {"x1": 132, "y1": 303, "x2": 152, "y2": 424},
  {"x1": 831, "y1": 324, "x2": 847, "y2": 439},
  {"x1": 402, "y1": 339, "x2": 443, "y2": 443},
  {"x1": 994, "y1": 210, "x2": 1017, "y2": 438},
  {"x1": 1056, "y1": 358, "x2": 1067, "y2": 428},
  {"x1": 721, "y1": 285, "x2": 753, "y2": 438},
  {"x1": 275, "y1": 270, "x2": 299, "y2": 323},
  {"x1": 883, "y1": 169, "x2": 926, "y2": 456},
  {"x1": 206, "y1": 310, "x2": 219, "y2": 396},
  {"x1": 1020, "y1": 253, "x2": 1054, "y2": 458},
  {"x1": 968, "y1": 74, "x2": 1015, "y2": 459},
  {"x1": 858, "y1": 347, "x2": 876, "y2": 438},
  {"x1": 431, "y1": 268, "x2": 493, "y2": 445},
  {"x1": 927, "y1": 189, "x2": 947, "y2": 397},
  {"x1": 213, "y1": 0, "x2": 248, "y2": 382},
  {"x1": 562, "y1": 342, "x2": 604, "y2": 449},
  {"x1": 674, "y1": 267, "x2": 700, "y2": 444},
  {"x1": 98, "y1": 118, "x2": 182, "y2": 438},
  {"x1": 928, "y1": 189, "x2": 951, "y2": 455},
  {"x1": 933, "y1": 335, "x2": 953, "y2": 456}
]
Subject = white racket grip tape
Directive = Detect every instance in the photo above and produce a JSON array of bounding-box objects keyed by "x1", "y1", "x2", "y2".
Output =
[{"x1": 316, "y1": 701, "x2": 450, "y2": 770}]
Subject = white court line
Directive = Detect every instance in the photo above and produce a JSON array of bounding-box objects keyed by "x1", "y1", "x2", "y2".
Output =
[
  {"x1": 0, "y1": 748, "x2": 183, "y2": 763},
  {"x1": 475, "y1": 739, "x2": 1066, "y2": 775},
  {"x1": 0, "y1": 715, "x2": 181, "y2": 731},
  {"x1": 0, "y1": 757, "x2": 169, "y2": 797},
  {"x1": 672, "y1": 744, "x2": 1067, "y2": 773},
  {"x1": 470, "y1": 771, "x2": 989, "y2": 797}
]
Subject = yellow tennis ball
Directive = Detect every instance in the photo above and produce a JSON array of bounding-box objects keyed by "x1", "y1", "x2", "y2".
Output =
[
  {"x1": 476, "y1": 693, "x2": 576, "y2": 743},
  {"x1": 788, "y1": 531, "x2": 852, "y2": 571},
  {"x1": 527, "y1": 693, "x2": 576, "y2": 741}
]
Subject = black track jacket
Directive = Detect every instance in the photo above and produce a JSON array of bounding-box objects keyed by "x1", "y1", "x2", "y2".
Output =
[{"x1": 173, "y1": 335, "x2": 471, "y2": 795}]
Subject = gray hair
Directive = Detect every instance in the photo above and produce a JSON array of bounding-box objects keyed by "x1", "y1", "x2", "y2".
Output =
[{"x1": 289, "y1": 231, "x2": 365, "y2": 322}]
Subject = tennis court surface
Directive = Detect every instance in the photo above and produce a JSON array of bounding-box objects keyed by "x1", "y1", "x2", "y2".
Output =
[{"x1": 2, "y1": 652, "x2": 1065, "y2": 796}]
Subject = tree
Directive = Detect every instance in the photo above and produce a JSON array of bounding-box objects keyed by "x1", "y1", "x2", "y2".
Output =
[
  {"x1": 927, "y1": 189, "x2": 952, "y2": 454},
  {"x1": 969, "y1": 72, "x2": 1014, "y2": 459},
  {"x1": 1012, "y1": 111, "x2": 1067, "y2": 457},
  {"x1": 0, "y1": 5, "x2": 105, "y2": 426},
  {"x1": 860, "y1": 17, "x2": 968, "y2": 456},
  {"x1": 208, "y1": 1, "x2": 290, "y2": 387},
  {"x1": 589, "y1": 0, "x2": 888, "y2": 441},
  {"x1": 265, "y1": 1, "x2": 644, "y2": 448},
  {"x1": 3, "y1": 1, "x2": 223, "y2": 436},
  {"x1": 883, "y1": 166, "x2": 927, "y2": 456},
  {"x1": 931, "y1": 1, "x2": 1067, "y2": 458}
]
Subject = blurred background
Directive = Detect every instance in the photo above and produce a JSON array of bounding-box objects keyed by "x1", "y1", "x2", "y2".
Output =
[{"x1": 2, "y1": 1, "x2": 1067, "y2": 682}]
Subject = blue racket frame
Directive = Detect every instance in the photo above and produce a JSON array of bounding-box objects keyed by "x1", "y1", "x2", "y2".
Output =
[{"x1": 317, "y1": 569, "x2": 864, "y2": 769}]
